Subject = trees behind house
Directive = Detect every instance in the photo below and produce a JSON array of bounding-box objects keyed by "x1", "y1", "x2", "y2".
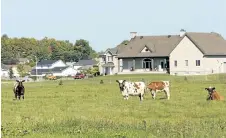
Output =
[{"x1": 1, "y1": 34, "x2": 98, "y2": 64}]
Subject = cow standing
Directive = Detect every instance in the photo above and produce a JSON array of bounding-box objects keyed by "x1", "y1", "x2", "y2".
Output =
[
  {"x1": 13, "y1": 80, "x2": 25, "y2": 100},
  {"x1": 205, "y1": 87, "x2": 224, "y2": 101},
  {"x1": 146, "y1": 81, "x2": 170, "y2": 100},
  {"x1": 116, "y1": 80, "x2": 146, "y2": 101}
]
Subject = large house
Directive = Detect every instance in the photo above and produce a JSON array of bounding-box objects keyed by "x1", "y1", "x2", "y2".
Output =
[
  {"x1": 30, "y1": 60, "x2": 77, "y2": 76},
  {"x1": 99, "y1": 30, "x2": 226, "y2": 76}
]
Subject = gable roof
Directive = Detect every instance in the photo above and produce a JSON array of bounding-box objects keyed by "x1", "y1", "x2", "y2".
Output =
[
  {"x1": 117, "y1": 32, "x2": 226, "y2": 58},
  {"x1": 37, "y1": 60, "x2": 59, "y2": 66},
  {"x1": 185, "y1": 32, "x2": 226, "y2": 56},
  {"x1": 74, "y1": 60, "x2": 98, "y2": 66},
  {"x1": 117, "y1": 35, "x2": 182, "y2": 58}
]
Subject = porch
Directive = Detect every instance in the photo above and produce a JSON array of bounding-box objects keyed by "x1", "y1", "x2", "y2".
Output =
[
  {"x1": 119, "y1": 57, "x2": 169, "y2": 74},
  {"x1": 102, "y1": 62, "x2": 115, "y2": 75}
]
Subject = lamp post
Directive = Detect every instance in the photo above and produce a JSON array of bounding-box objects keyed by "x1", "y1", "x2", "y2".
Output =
[{"x1": 32, "y1": 55, "x2": 38, "y2": 81}]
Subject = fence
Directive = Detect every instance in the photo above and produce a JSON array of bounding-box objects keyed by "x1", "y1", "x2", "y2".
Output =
[{"x1": 2, "y1": 73, "x2": 226, "y2": 85}]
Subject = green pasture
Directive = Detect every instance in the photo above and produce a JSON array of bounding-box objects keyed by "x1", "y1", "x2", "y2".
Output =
[{"x1": 1, "y1": 74, "x2": 226, "y2": 138}]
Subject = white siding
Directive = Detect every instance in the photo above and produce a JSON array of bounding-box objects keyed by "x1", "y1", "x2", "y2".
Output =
[
  {"x1": 169, "y1": 36, "x2": 204, "y2": 75},
  {"x1": 51, "y1": 60, "x2": 66, "y2": 68},
  {"x1": 203, "y1": 57, "x2": 226, "y2": 73},
  {"x1": 53, "y1": 67, "x2": 77, "y2": 76}
]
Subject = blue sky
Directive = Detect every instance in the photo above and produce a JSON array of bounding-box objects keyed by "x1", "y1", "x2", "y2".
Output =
[{"x1": 2, "y1": 0, "x2": 226, "y2": 52}]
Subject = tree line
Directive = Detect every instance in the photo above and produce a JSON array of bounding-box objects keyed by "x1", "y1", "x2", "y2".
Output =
[{"x1": 1, "y1": 34, "x2": 98, "y2": 65}]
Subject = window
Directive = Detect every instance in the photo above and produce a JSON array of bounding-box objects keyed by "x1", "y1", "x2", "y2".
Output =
[
  {"x1": 102, "y1": 57, "x2": 106, "y2": 62},
  {"x1": 107, "y1": 56, "x2": 113, "y2": 62},
  {"x1": 174, "y1": 60, "x2": 177, "y2": 67},
  {"x1": 185, "y1": 60, "x2": 188, "y2": 66},
  {"x1": 196, "y1": 60, "x2": 200, "y2": 66}
]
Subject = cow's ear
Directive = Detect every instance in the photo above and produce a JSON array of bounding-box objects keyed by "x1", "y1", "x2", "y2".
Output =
[
  {"x1": 212, "y1": 87, "x2": 215, "y2": 90},
  {"x1": 205, "y1": 88, "x2": 208, "y2": 90},
  {"x1": 21, "y1": 80, "x2": 25, "y2": 82},
  {"x1": 116, "y1": 80, "x2": 119, "y2": 83},
  {"x1": 122, "y1": 80, "x2": 126, "y2": 83},
  {"x1": 16, "y1": 80, "x2": 19, "y2": 82}
]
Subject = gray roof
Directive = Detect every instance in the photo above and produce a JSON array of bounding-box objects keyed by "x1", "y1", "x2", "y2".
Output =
[
  {"x1": 37, "y1": 60, "x2": 58, "y2": 66},
  {"x1": 185, "y1": 32, "x2": 226, "y2": 56},
  {"x1": 30, "y1": 66, "x2": 70, "y2": 75},
  {"x1": 18, "y1": 58, "x2": 29, "y2": 62},
  {"x1": 117, "y1": 32, "x2": 226, "y2": 58},
  {"x1": 77, "y1": 65, "x2": 93, "y2": 70},
  {"x1": 102, "y1": 62, "x2": 114, "y2": 67},
  {"x1": 117, "y1": 35, "x2": 182, "y2": 58},
  {"x1": 1, "y1": 64, "x2": 9, "y2": 70},
  {"x1": 74, "y1": 60, "x2": 97, "y2": 66},
  {"x1": 99, "y1": 43, "x2": 128, "y2": 56}
]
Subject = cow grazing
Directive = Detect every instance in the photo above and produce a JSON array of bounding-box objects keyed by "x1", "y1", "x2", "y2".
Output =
[
  {"x1": 146, "y1": 81, "x2": 170, "y2": 100},
  {"x1": 205, "y1": 87, "x2": 224, "y2": 101},
  {"x1": 116, "y1": 80, "x2": 146, "y2": 101},
  {"x1": 13, "y1": 80, "x2": 25, "y2": 100}
]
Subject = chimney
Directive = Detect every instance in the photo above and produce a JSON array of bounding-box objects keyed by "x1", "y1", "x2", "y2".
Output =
[
  {"x1": 179, "y1": 29, "x2": 186, "y2": 37},
  {"x1": 130, "y1": 32, "x2": 137, "y2": 39}
]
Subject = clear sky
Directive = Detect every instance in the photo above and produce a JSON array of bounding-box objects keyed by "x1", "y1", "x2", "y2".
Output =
[{"x1": 1, "y1": 0, "x2": 226, "y2": 52}]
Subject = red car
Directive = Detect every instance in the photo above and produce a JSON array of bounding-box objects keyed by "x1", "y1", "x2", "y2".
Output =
[{"x1": 73, "y1": 73, "x2": 85, "y2": 79}]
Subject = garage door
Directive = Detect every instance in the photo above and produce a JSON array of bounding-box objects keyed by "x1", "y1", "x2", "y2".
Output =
[{"x1": 224, "y1": 62, "x2": 226, "y2": 73}]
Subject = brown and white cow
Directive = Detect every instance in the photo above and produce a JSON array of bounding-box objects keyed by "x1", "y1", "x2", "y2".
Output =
[
  {"x1": 146, "y1": 81, "x2": 170, "y2": 100},
  {"x1": 205, "y1": 87, "x2": 224, "y2": 101}
]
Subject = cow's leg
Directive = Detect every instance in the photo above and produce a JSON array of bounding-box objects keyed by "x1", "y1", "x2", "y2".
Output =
[
  {"x1": 18, "y1": 95, "x2": 21, "y2": 100},
  {"x1": 151, "y1": 90, "x2": 156, "y2": 99},
  {"x1": 14, "y1": 93, "x2": 17, "y2": 100},
  {"x1": 164, "y1": 87, "x2": 170, "y2": 100},
  {"x1": 22, "y1": 95, "x2": 24, "y2": 100},
  {"x1": 139, "y1": 94, "x2": 144, "y2": 101}
]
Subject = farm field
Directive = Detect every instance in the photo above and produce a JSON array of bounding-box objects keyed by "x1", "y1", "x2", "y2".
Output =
[{"x1": 1, "y1": 74, "x2": 226, "y2": 138}]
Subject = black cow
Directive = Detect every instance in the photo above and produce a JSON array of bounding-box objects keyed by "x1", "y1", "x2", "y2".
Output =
[{"x1": 13, "y1": 80, "x2": 25, "y2": 100}]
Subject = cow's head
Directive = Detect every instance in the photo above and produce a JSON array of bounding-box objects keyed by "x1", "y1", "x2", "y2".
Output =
[
  {"x1": 205, "y1": 86, "x2": 216, "y2": 95},
  {"x1": 116, "y1": 80, "x2": 126, "y2": 91},
  {"x1": 16, "y1": 80, "x2": 25, "y2": 87}
]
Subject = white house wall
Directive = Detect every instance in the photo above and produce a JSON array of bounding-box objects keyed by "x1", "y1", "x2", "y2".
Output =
[
  {"x1": 203, "y1": 56, "x2": 226, "y2": 74},
  {"x1": 169, "y1": 36, "x2": 204, "y2": 75},
  {"x1": 51, "y1": 60, "x2": 66, "y2": 68},
  {"x1": 53, "y1": 67, "x2": 77, "y2": 76}
]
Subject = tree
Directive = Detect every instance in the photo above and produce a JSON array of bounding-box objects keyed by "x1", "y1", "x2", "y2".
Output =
[
  {"x1": 9, "y1": 67, "x2": 14, "y2": 79},
  {"x1": 120, "y1": 40, "x2": 129, "y2": 45},
  {"x1": 17, "y1": 64, "x2": 24, "y2": 77}
]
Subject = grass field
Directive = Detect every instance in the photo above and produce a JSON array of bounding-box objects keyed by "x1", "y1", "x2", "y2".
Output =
[{"x1": 1, "y1": 74, "x2": 226, "y2": 138}]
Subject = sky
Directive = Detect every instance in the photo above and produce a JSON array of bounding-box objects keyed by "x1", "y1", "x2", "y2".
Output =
[{"x1": 1, "y1": 0, "x2": 226, "y2": 52}]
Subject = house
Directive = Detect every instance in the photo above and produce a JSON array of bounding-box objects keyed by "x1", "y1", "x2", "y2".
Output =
[
  {"x1": 30, "y1": 60, "x2": 77, "y2": 76},
  {"x1": 1, "y1": 64, "x2": 9, "y2": 78},
  {"x1": 100, "y1": 30, "x2": 226, "y2": 76},
  {"x1": 73, "y1": 59, "x2": 98, "y2": 71},
  {"x1": 169, "y1": 30, "x2": 226, "y2": 75},
  {"x1": 99, "y1": 45, "x2": 126, "y2": 75}
]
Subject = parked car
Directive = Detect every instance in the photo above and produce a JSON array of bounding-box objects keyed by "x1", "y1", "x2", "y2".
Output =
[{"x1": 73, "y1": 73, "x2": 85, "y2": 79}]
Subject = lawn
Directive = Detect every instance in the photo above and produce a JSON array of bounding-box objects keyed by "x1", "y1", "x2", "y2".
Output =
[{"x1": 1, "y1": 74, "x2": 226, "y2": 138}]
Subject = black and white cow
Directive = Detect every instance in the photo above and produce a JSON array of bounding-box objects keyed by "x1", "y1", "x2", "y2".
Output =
[
  {"x1": 116, "y1": 80, "x2": 146, "y2": 101},
  {"x1": 13, "y1": 80, "x2": 25, "y2": 100}
]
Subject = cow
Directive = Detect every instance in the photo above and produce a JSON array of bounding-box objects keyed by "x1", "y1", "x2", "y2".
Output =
[
  {"x1": 13, "y1": 79, "x2": 25, "y2": 100},
  {"x1": 146, "y1": 81, "x2": 170, "y2": 100},
  {"x1": 205, "y1": 87, "x2": 224, "y2": 101},
  {"x1": 116, "y1": 80, "x2": 146, "y2": 101}
]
